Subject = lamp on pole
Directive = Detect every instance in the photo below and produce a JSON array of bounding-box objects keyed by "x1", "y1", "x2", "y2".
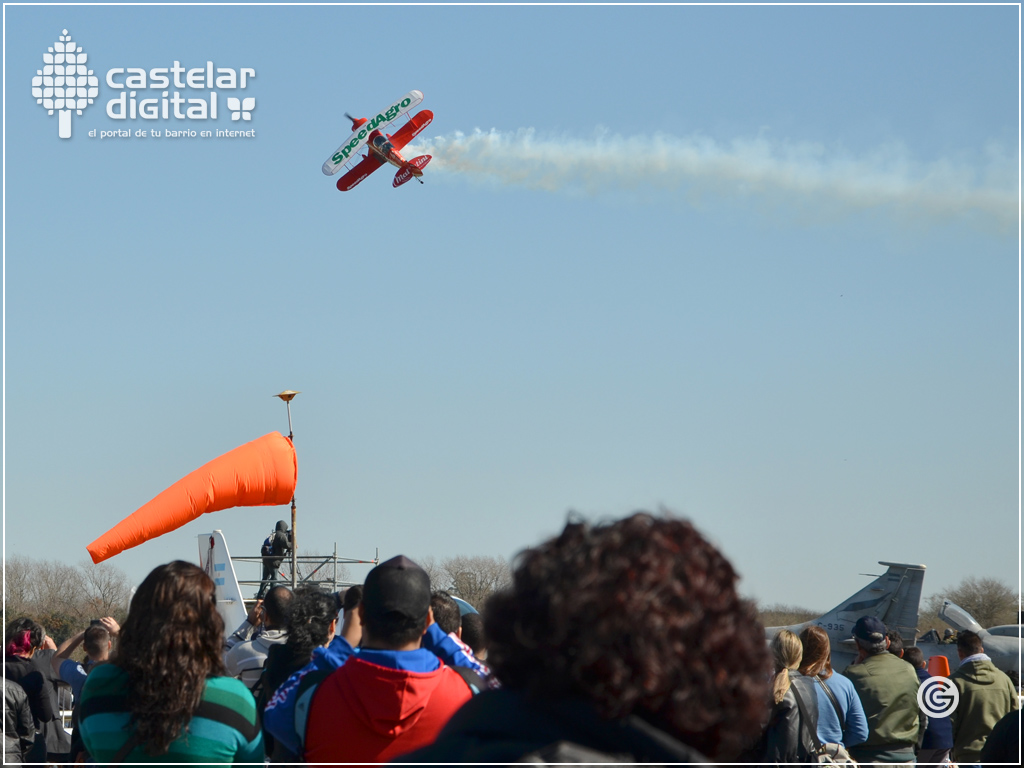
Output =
[{"x1": 274, "y1": 390, "x2": 300, "y2": 588}]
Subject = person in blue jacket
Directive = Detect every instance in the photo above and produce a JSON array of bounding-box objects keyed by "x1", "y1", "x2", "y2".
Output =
[
  {"x1": 262, "y1": 574, "x2": 491, "y2": 761},
  {"x1": 796, "y1": 625, "x2": 868, "y2": 757},
  {"x1": 903, "y1": 646, "x2": 953, "y2": 766}
]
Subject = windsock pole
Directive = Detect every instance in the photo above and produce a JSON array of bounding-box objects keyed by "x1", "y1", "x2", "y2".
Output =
[{"x1": 275, "y1": 390, "x2": 301, "y2": 588}]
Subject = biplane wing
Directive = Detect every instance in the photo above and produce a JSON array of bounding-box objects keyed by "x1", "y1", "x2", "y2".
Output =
[
  {"x1": 336, "y1": 153, "x2": 386, "y2": 192},
  {"x1": 388, "y1": 110, "x2": 434, "y2": 151},
  {"x1": 322, "y1": 89, "x2": 424, "y2": 176}
]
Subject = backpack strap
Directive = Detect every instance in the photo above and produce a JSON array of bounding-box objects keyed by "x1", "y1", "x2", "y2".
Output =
[
  {"x1": 814, "y1": 675, "x2": 846, "y2": 734},
  {"x1": 249, "y1": 669, "x2": 265, "y2": 703},
  {"x1": 448, "y1": 664, "x2": 486, "y2": 694},
  {"x1": 789, "y1": 677, "x2": 825, "y2": 759}
]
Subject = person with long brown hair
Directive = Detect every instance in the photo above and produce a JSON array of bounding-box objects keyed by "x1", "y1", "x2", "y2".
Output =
[
  {"x1": 77, "y1": 561, "x2": 263, "y2": 762},
  {"x1": 797, "y1": 625, "x2": 868, "y2": 758}
]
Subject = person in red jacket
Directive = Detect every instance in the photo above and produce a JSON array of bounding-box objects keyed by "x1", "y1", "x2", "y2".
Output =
[{"x1": 303, "y1": 555, "x2": 473, "y2": 763}]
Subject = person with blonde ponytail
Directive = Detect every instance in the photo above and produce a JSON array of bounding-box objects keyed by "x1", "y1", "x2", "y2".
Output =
[
  {"x1": 763, "y1": 629, "x2": 820, "y2": 763},
  {"x1": 772, "y1": 630, "x2": 802, "y2": 704}
]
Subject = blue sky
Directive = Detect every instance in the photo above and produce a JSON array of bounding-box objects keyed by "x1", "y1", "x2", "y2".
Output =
[{"x1": 3, "y1": 4, "x2": 1019, "y2": 614}]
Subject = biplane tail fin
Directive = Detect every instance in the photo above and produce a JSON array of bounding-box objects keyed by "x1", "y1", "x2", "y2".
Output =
[
  {"x1": 393, "y1": 155, "x2": 432, "y2": 188},
  {"x1": 389, "y1": 110, "x2": 434, "y2": 151}
]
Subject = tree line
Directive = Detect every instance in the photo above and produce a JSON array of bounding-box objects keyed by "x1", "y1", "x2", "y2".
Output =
[
  {"x1": 918, "y1": 576, "x2": 1020, "y2": 632},
  {"x1": 4, "y1": 556, "x2": 134, "y2": 644},
  {"x1": 1, "y1": 553, "x2": 513, "y2": 643},
  {"x1": 5, "y1": 553, "x2": 1014, "y2": 647},
  {"x1": 417, "y1": 555, "x2": 512, "y2": 610}
]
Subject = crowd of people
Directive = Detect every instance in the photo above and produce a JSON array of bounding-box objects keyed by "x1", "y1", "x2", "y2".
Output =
[{"x1": 4, "y1": 511, "x2": 1021, "y2": 764}]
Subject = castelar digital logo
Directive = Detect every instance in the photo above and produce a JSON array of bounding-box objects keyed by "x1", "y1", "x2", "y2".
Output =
[
  {"x1": 31, "y1": 28, "x2": 258, "y2": 141},
  {"x1": 31, "y1": 29, "x2": 99, "y2": 139}
]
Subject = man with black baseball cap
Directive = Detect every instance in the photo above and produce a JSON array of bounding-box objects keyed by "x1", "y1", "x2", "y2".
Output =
[
  {"x1": 302, "y1": 555, "x2": 473, "y2": 762},
  {"x1": 845, "y1": 616, "x2": 925, "y2": 764}
]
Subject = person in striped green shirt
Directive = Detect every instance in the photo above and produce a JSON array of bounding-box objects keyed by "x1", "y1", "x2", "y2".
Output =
[{"x1": 78, "y1": 561, "x2": 263, "y2": 763}]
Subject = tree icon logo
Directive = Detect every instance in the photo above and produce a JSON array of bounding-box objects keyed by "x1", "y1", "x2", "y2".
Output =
[{"x1": 32, "y1": 29, "x2": 99, "y2": 139}]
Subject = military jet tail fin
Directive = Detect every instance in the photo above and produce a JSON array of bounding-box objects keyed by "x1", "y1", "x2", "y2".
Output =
[{"x1": 819, "y1": 561, "x2": 926, "y2": 641}]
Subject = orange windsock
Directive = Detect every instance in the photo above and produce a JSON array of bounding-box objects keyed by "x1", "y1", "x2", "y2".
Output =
[{"x1": 87, "y1": 432, "x2": 297, "y2": 564}]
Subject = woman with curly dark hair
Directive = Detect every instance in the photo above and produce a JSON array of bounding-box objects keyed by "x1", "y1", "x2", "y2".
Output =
[
  {"x1": 262, "y1": 585, "x2": 339, "y2": 703},
  {"x1": 257, "y1": 584, "x2": 339, "y2": 762},
  {"x1": 403, "y1": 511, "x2": 771, "y2": 762},
  {"x1": 77, "y1": 561, "x2": 263, "y2": 762}
]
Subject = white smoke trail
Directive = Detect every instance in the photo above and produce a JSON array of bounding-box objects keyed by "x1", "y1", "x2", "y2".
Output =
[{"x1": 410, "y1": 128, "x2": 1019, "y2": 233}]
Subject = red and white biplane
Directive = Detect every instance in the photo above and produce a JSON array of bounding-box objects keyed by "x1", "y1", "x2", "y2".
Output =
[{"x1": 321, "y1": 90, "x2": 434, "y2": 191}]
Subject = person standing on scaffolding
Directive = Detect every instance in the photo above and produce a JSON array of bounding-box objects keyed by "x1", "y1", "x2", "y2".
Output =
[{"x1": 257, "y1": 521, "x2": 292, "y2": 600}]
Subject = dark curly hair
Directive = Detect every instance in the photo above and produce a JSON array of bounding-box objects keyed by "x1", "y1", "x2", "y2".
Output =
[
  {"x1": 112, "y1": 560, "x2": 225, "y2": 755},
  {"x1": 484, "y1": 512, "x2": 769, "y2": 760},
  {"x1": 284, "y1": 585, "x2": 338, "y2": 661}
]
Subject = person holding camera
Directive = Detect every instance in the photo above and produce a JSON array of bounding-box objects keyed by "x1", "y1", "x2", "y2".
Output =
[
  {"x1": 256, "y1": 521, "x2": 292, "y2": 601},
  {"x1": 224, "y1": 586, "x2": 293, "y2": 691},
  {"x1": 49, "y1": 617, "x2": 120, "y2": 763},
  {"x1": 51, "y1": 617, "x2": 120, "y2": 701},
  {"x1": 4, "y1": 618, "x2": 74, "y2": 762}
]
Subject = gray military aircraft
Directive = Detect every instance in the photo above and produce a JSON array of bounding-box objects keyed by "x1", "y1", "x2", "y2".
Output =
[
  {"x1": 765, "y1": 562, "x2": 1021, "y2": 676},
  {"x1": 914, "y1": 600, "x2": 1022, "y2": 675},
  {"x1": 765, "y1": 561, "x2": 926, "y2": 671}
]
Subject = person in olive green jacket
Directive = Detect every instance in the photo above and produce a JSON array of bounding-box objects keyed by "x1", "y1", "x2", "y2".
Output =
[
  {"x1": 844, "y1": 616, "x2": 924, "y2": 764},
  {"x1": 949, "y1": 630, "x2": 1019, "y2": 763}
]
